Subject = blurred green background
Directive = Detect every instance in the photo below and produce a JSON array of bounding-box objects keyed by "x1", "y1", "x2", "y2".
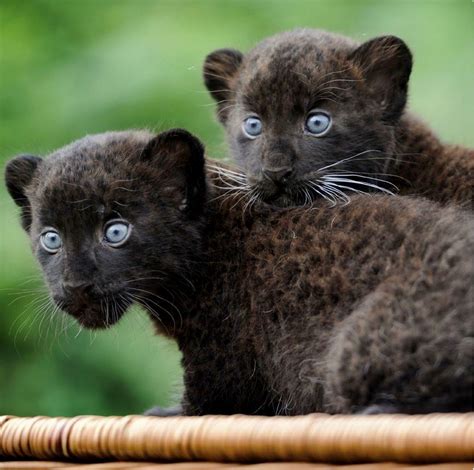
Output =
[{"x1": 0, "y1": 0, "x2": 473, "y2": 416}]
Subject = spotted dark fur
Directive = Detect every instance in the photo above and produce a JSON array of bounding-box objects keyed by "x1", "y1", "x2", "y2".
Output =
[
  {"x1": 204, "y1": 29, "x2": 473, "y2": 208},
  {"x1": 5, "y1": 129, "x2": 474, "y2": 415}
]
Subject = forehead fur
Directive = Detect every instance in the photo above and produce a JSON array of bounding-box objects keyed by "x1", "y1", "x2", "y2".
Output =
[
  {"x1": 28, "y1": 130, "x2": 154, "y2": 224},
  {"x1": 237, "y1": 29, "x2": 359, "y2": 114},
  {"x1": 36, "y1": 130, "x2": 151, "y2": 189}
]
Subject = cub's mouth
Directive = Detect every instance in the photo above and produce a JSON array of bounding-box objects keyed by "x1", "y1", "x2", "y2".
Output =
[
  {"x1": 57, "y1": 294, "x2": 133, "y2": 329},
  {"x1": 252, "y1": 168, "x2": 398, "y2": 208},
  {"x1": 266, "y1": 191, "x2": 300, "y2": 208},
  {"x1": 254, "y1": 179, "x2": 307, "y2": 208}
]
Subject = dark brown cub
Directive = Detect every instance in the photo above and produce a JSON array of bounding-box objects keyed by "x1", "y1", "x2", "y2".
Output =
[
  {"x1": 6, "y1": 129, "x2": 473, "y2": 416},
  {"x1": 204, "y1": 29, "x2": 473, "y2": 208}
]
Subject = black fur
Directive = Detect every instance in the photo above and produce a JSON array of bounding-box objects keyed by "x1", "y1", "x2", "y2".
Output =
[
  {"x1": 204, "y1": 29, "x2": 473, "y2": 208},
  {"x1": 5, "y1": 129, "x2": 474, "y2": 415}
]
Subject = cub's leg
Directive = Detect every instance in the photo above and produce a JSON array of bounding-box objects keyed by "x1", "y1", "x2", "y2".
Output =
[{"x1": 324, "y1": 276, "x2": 473, "y2": 414}]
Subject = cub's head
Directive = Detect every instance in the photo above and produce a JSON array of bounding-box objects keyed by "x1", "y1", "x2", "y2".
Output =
[
  {"x1": 5, "y1": 129, "x2": 206, "y2": 331},
  {"x1": 204, "y1": 29, "x2": 412, "y2": 207}
]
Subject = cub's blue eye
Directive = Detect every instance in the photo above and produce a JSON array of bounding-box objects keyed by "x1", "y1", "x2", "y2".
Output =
[
  {"x1": 242, "y1": 117, "x2": 263, "y2": 138},
  {"x1": 305, "y1": 111, "x2": 331, "y2": 136},
  {"x1": 104, "y1": 221, "x2": 131, "y2": 247},
  {"x1": 40, "y1": 230, "x2": 62, "y2": 253}
]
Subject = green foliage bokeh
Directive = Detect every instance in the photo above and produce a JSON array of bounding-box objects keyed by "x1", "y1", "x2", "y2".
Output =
[{"x1": 0, "y1": 0, "x2": 473, "y2": 416}]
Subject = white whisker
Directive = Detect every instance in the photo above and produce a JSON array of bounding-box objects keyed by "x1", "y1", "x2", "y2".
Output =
[
  {"x1": 323, "y1": 172, "x2": 399, "y2": 191},
  {"x1": 317, "y1": 149, "x2": 383, "y2": 172},
  {"x1": 321, "y1": 176, "x2": 396, "y2": 196}
]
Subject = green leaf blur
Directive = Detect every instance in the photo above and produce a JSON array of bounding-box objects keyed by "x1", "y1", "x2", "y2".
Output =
[{"x1": 1, "y1": 0, "x2": 473, "y2": 416}]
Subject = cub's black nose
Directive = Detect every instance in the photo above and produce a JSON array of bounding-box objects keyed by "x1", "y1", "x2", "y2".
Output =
[
  {"x1": 262, "y1": 166, "x2": 293, "y2": 184},
  {"x1": 63, "y1": 281, "x2": 95, "y2": 299}
]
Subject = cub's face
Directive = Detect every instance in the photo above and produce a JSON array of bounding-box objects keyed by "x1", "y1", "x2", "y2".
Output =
[
  {"x1": 5, "y1": 129, "x2": 206, "y2": 330},
  {"x1": 204, "y1": 29, "x2": 412, "y2": 207}
]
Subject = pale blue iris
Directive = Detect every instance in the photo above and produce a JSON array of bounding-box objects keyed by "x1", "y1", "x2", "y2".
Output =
[
  {"x1": 306, "y1": 112, "x2": 331, "y2": 135},
  {"x1": 243, "y1": 117, "x2": 263, "y2": 137},
  {"x1": 105, "y1": 222, "x2": 130, "y2": 245},
  {"x1": 41, "y1": 231, "x2": 62, "y2": 252}
]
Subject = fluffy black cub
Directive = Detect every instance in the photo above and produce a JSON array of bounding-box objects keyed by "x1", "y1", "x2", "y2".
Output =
[
  {"x1": 6, "y1": 129, "x2": 473, "y2": 415},
  {"x1": 5, "y1": 130, "x2": 206, "y2": 330},
  {"x1": 204, "y1": 29, "x2": 473, "y2": 208}
]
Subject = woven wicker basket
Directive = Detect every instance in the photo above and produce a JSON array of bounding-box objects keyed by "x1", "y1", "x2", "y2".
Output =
[{"x1": 1, "y1": 414, "x2": 473, "y2": 469}]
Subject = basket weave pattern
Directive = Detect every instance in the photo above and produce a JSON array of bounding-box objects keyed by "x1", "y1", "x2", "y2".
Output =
[{"x1": 0, "y1": 414, "x2": 473, "y2": 467}]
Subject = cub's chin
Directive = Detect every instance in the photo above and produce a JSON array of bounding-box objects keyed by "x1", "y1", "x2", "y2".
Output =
[
  {"x1": 252, "y1": 180, "x2": 308, "y2": 208},
  {"x1": 259, "y1": 186, "x2": 306, "y2": 208},
  {"x1": 60, "y1": 298, "x2": 132, "y2": 330},
  {"x1": 267, "y1": 193, "x2": 301, "y2": 208}
]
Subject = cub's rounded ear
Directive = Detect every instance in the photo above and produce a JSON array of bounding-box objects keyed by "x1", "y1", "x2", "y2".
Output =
[
  {"x1": 349, "y1": 35, "x2": 412, "y2": 122},
  {"x1": 5, "y1": 154, "x2": 42, "y2": 231},
  {"x1": 141, "y1": 129, "x2": 206, "y2": 217},
  {"x1": 5, "y1": 154, "x2": 42, "y2": 207},
  {"x1": 203, "y1": 48, "x2": 243, "y2": 123}
]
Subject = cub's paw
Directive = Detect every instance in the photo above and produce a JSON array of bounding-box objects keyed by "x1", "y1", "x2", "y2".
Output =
[
  {"x1": 144, "y1": 404, "x2": 183, "y2": 417},
  {"x1": 357, "y1": 403, "x2": 402, "y2": 415}
]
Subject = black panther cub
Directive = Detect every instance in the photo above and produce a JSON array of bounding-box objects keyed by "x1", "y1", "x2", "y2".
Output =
[
  {"x1": 204, "y1": 29, "x2": 473, "y2": 208},
  {"x1": 5, "y1": 129, "x2": 474, "y2": 415}
]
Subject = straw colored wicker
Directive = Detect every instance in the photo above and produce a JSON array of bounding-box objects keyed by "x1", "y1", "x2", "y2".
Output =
[{"x1": 0, "y1": 414, "x2": 473, "y2": 469}]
